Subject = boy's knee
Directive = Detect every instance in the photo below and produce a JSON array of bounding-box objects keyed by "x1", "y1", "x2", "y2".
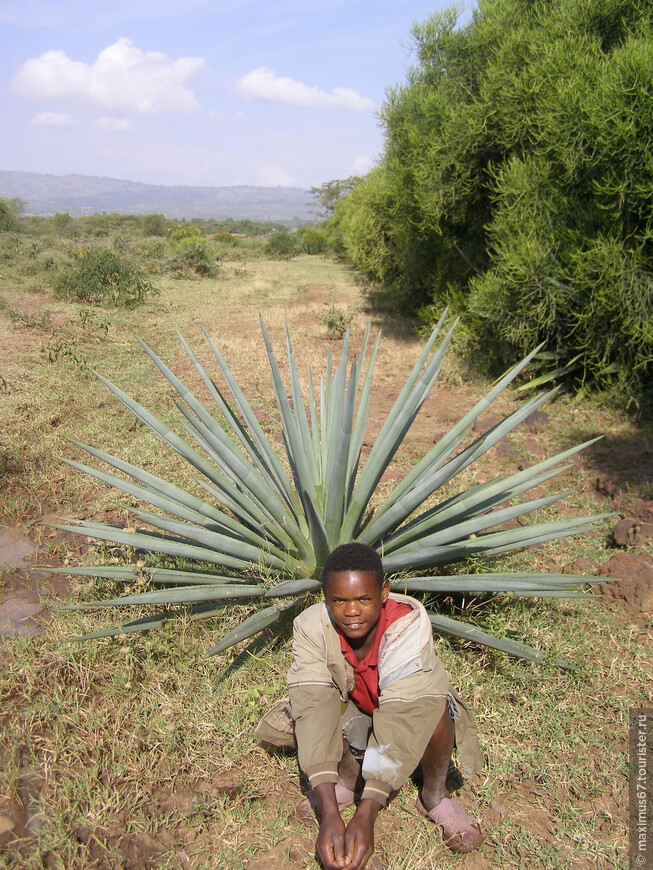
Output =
[{"x1": 255, "y1": 698, "x2": 296, "y2": 748}]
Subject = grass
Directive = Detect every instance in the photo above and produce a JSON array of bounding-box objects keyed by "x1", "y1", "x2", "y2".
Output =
[
  {"x1": 2, "y1": 594, "x2": 648, "y2": 868},
  {"x1": 0, "y1": 224, "x2": 651, "y2": 868}
]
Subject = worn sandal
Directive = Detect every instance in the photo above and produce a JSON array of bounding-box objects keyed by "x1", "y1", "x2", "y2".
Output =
[
  {"x1": 296, "y1": 784, "x2": 356, "y2": 823},
  {"x1": 415, "y1": 796, "x2": 485, "y2": 853}
]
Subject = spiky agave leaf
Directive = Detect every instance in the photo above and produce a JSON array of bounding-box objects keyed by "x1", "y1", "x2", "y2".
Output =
[{"x1": 55, "y1": 319, "x2": 614, "y2": 663}]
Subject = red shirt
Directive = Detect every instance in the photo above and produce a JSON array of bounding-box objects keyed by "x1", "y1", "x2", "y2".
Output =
[{"x1": 338, "y1": 599, "x2": 412, "y2": 715}]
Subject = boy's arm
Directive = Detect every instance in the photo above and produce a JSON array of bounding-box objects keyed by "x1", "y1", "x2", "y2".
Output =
[
  {"x1": 289, "y1": 615, "x2": 354, "y2": 869},
  {"x1": 287, "y1": 614, "x2": 343, "y2": 791}
]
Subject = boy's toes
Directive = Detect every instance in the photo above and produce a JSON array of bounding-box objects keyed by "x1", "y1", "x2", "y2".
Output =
[{"x1": 415, "y1": 796, "x2": 485, "y2": 853}]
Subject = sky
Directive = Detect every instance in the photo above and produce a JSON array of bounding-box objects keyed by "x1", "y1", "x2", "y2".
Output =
[{"x1": 0, "y1": 0, "x2": 471, "y2": 190}]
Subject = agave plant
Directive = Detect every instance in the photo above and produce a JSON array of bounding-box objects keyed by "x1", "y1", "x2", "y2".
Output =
[{"x1": 55, "y1": 314, "x2": 611, "y2": 665}]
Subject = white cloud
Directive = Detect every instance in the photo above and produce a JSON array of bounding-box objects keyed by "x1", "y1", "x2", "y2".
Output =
[
  {"x1": 96, "y1": 116, "x2": 133, "y2": 132},
  {"x1": 12, "y1": 38, "x2": 206, "y2": 116},
  {"x1": 237, "y1": 67, "x2": 375, "y2": 111},
  {"x1": 31, "y1": 111, "x2": 73, "y2": 127}
]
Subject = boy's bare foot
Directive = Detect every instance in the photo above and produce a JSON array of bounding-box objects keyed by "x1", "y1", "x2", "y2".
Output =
[
  {"x1": 297, "y1": 784, "x2": 356, "y2": 823},
  {"x1": 415, "y1": 796, "x2": 485, "y2": 853}
]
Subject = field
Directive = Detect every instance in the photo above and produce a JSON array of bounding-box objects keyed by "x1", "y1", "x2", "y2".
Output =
[{"x1": 0, "y1": 230, "x2": 652, "y2": 869}]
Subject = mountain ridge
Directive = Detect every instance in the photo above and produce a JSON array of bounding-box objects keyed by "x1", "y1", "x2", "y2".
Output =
[{"x1": 0, "y1": 170, "x2": 314, "y2": 224}]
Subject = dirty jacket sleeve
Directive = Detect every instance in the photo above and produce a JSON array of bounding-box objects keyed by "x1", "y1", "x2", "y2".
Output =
[
  {"x1": 359, "y1": 632, "x2": 449, "y2": 805},
  {"x1": 287, "y1": 609, "x2": 343, "y2": 789}
]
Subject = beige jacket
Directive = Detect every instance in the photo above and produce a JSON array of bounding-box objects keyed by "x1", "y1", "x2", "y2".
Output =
[{"x1": 285, "y1": 592, "x2": 482, "y2": 805}]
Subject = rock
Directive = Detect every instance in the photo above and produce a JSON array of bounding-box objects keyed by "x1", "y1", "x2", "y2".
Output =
[
  {"x1": 490, "y1": 800, "x2": 508, "y2": 816},
  {"x1": 598, "y1": 552, "x2": 653, "y2": 613},
  {"x1": 636, "y1": 522, "x2": 653, "y2": 542},
  {"x1": 633, "y1": 500, "x2": 653, "y2": 523},
  {"x1": 472, "y1": 415, "x2": 503, "y2": 434},
  {"x1": 611, "y1": 519, "x2": 637, "y2": 547}
]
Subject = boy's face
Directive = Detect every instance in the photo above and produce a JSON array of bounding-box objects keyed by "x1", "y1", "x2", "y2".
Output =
[{"x1": 323, "y1": 569, "x2": 390, "y2": 651}]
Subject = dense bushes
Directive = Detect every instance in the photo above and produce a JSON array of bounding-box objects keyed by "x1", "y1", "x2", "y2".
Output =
[
  {"x1": 264, "y1": 230, "x2": 302, "y2": 259},
  {"x1": 53, "y1": 248, "x2": 156, "y2": 307},
  {"x1": 167, "y1": 226, "x2": 215, "y2": 277},
  {"x1": 332, "y1": 0, "x2": 652, "y2": 405},
  {"x1": 0, "y1": 198, "x2": 22, "y2": 233}
]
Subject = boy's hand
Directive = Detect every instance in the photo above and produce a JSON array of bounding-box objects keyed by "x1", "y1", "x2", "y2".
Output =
[
  {"x1": 314, "y1": 783, "x2": 348, "y2": 869},
  {"x1": 342, "y1": 799, "x2": 379, "y2": 870},
  {"x1": 316, "y1": 812, "x2": 348, "y2": 869}
]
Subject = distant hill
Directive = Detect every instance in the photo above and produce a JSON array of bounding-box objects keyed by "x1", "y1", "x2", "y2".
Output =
[{"x1": 0, "y1": 170, "x2": 314, "y2": 225}]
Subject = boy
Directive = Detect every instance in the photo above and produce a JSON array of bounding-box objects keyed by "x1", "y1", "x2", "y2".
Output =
[{"x1": 257, "y1": 543, "x2": 485, "y2": 870}]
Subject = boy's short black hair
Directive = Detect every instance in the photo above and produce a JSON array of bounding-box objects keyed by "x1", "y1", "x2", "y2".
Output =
[{"x1": 322, "y1": 543, "x2": 384, "y2": 587}]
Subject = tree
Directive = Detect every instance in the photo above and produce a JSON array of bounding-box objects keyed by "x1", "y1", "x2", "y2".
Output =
[
  {"x1": 0, "y1": 197, "x2": 24, "y2": 232},
  {"x1": 335, "y1": 0, "x2": 653, "y2": 405},
  {"x1": 309, "y1": 177, "x2": 362, "y2": 220}
]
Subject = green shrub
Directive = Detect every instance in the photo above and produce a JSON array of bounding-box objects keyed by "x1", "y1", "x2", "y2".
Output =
[
  {"x1": 297, "y1": 226, "x2": 327, "y2": 254},
  {"x1": 50, "y1": 212, "x2": 75, "y2": 237},
  {"x1": 53, "y1": 247, "x2": 156, "y2": 307},
  {"x1": 167, "y1": 223, "x2": 202, "y2": 242},
  {"x1": 318, "y1": 292, "x2": 358, "y2": 338},
  {"x1": 167, "y1": 234, "x2": 214, "y2": 277},
  {"x1": 264, "y1": 230, "x2": 301, "y2": 259},
  {"x1": 142, "y1": 213, "x2": 166, "y2": 236},
  {"x1": 0, "y1": 198, "x2": 20, "y2": 233},
  {"x1": 210, "y1": 231, "x2": 240, "y2": 246}
]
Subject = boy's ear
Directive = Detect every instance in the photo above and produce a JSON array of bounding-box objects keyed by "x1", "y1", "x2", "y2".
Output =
[{"x1": 381, "y1": 579, "x2": 390, "y2": 602}]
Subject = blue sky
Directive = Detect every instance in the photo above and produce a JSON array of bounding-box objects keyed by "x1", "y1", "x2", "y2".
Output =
[{"x1": 1, "y1": 1, "x2": 470, "y2": 190}]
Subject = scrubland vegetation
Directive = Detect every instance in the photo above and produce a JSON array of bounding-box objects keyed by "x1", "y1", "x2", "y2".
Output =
[{"x1": 0, "y1": 201, "x2": 650, "y2": 868}]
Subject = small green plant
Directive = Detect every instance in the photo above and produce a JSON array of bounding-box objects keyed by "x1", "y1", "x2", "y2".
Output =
[
  {"x1": 43, "y1": 336, "x2": 85, "y2": 366},
  {"x1": 53, "y1": 248, "x2": 156, "y2": 307},
  {"x1": 76, "y1": 308, "x2": 110, "y2": 335},
  {"x1": 319, "y1": 292, "x2": 357, "y2": 338}
]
